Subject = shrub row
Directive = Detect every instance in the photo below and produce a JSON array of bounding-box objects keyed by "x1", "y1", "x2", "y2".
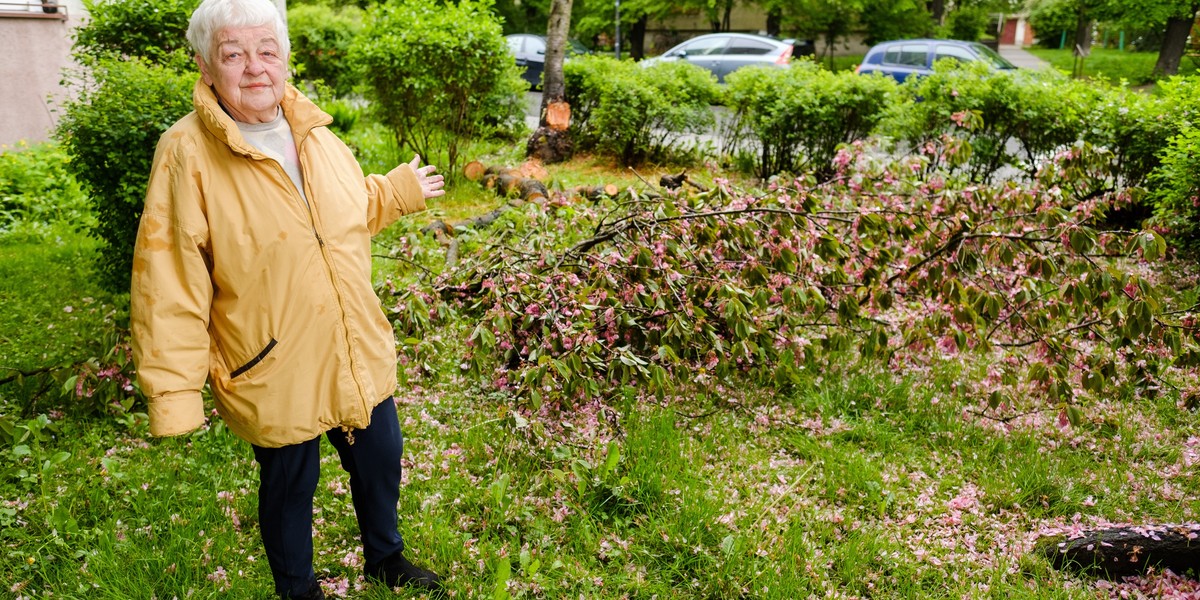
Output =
[
  {"x1": 722, "y1": 62, "x2": 896, "y2": 179},
  {"x1": 563, "y1": 55, "x2": 1200, "y2": 250},
  {"x1": 563, "y1": 57, "x2": 720, "y2": 165}
]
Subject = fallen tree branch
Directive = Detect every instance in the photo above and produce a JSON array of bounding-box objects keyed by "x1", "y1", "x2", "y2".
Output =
[{"x1": 1036, "y1": 524, "x2": 1200, "y2": 578}]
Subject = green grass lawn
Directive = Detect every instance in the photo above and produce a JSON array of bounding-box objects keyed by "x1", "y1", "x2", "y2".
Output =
[
  {"x1": 3, "y1": 201, "x2": 1199, "y2": 598},
  {"x1": 1026, "y1": 46, "x2": 1200, "y2": 85}
]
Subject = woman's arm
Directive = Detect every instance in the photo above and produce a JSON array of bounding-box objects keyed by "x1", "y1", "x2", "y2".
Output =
[
  {"x1": 363, "y1": 156, "x2": 444, "y2": 235},
  {"x1": 130, "y1": 141, "x2": 214, "y2": 437}
]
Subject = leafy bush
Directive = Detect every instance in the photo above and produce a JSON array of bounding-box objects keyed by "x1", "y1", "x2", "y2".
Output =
[
  {"x1": 1083, "y1": 87, "x2": 1172, "y2": 191},
  {"x1": 723, "y1": 64, "x2": 897, "y2": 179},
  {"x1": 883, "y1": 62, "x2": 1099, "y2": 184},
  {"x1": 349, "y1": 0, "x2": 526, "y2": 178},
  {"x1": 943, "y1": 6, "x2": 990, "y2": 42},
  {"x1": 304, "y1": 81, "x2": 362, "y2": 135},
  {"x1": 287, "y1": 3, "x2": 364, "y2": 97},
  {"x1": 1148, "y1": 126, "x2": 1200, "y2": 251},
  {"x1": 73, "y1": 0, "x2": 197, "y2": 71},
  {"x1": 1028, "y1": 0, "x2": 1076, "y2": 49},
  {"x1": 563, "y1": 56, "x2": 720, "y2": 165},
  {"x1": 1140, "y1": 76, "x2": 1200, "y2": 250},
  {"x1": 858, "y1": 1, "x2": 933, "y2": 45},
  {"x1": 55, "y1": 58, "x2": 194, "y2": 292},
  {"x1": 0, "y1": 142, "x2": 90, "y2": 235}
]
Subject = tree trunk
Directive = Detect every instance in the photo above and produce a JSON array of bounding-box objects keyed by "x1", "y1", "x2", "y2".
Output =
[
  {"x1": 766, "y1": 7, "x2": 782, "y2": 37},
  {"x1": 1153, "y1": 5, "x2": 1199, "y2": 77},
  {"x1": 928, "y1": 0, "x2": 945, "y2": 26},
  {"x1": 1073, "y1": 11, "x2": 1094, "y2": 57},
  {"x1": 1036, "y1": 524, "x2": 1200, "y2": 578},
  {"x1": 630, "y1": 14, "x2": 647, "y2": 61},
  {"x1": 722, "y1": 0, "x2": 732, "y2": 32},
  {"x1": 528, "y1": 0, "x2": 575, "y2": 163}
]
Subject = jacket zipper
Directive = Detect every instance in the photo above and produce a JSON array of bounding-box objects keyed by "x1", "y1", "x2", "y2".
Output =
[{"x1": 285, "y1": 143, "x2": 372, "y2": 439}]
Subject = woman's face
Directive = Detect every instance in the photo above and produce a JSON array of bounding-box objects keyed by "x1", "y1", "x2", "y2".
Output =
[{"x1": 197, "y1": 25, "x2": 287, "y2": 124}]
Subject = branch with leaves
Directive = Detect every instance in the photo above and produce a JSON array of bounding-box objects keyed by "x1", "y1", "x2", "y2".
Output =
[{"x1": 382, "y1": 138, "x2": 1198, "y2": 420}]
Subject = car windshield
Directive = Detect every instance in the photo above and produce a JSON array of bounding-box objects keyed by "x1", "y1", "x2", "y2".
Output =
[{"x1": 972, "y1": 43, "x2": 1017, "y2": 70}]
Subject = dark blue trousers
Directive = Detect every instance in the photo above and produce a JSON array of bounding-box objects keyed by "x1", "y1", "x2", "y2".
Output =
[{"x1": 251, "y1": 398, "x2": 406, "y2": 598}]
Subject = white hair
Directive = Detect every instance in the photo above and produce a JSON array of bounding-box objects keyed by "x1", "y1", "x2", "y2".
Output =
[{"x1": 187, "y1": 0, "x2": 290, "y2": 64}]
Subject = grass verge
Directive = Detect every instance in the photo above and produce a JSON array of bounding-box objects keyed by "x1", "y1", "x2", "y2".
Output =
[{"x1": 1025, "y1": 46, "x2": 1200, "y2": 85}]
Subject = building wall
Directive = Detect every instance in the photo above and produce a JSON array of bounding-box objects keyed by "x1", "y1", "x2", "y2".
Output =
[
  {"x1": 0, "y1": 0, "x2": 85, "y2": 148},
  {"x1": 999, "y1": 17, "x2": 1035, "y2": 46}
]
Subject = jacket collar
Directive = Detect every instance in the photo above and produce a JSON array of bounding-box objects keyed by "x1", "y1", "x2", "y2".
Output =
[{"x1": 192, "y1": 78, "x2": 333, "y2": 155}]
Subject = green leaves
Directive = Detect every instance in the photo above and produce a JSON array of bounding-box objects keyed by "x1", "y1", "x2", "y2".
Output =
[
  {"x1": 74, "y1": 0, "x2": 196, "y2": 71},
  {"x1": 563, "y1": 56, "x2": 720, "y2": 166},
  {"x1": 723, "y1": 65, "x2": 897, "y2": 179},
  {"x1": 350, "y1": 0, "x2": 525, "y2": 176},
  {"x1": 56, "y1": 57, "x2": 194, "y2": 292},
  {"x1": 288, "y1": 4, "x2": 364, "y2": 97}
]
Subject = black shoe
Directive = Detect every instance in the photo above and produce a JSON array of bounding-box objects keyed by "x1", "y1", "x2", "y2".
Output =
[
  {"x1": 365, "y1": 551, "x2": 443, "y2": 593},
  {"x1": 284, "y1": 578, "x2": 325, "y2": 600}
]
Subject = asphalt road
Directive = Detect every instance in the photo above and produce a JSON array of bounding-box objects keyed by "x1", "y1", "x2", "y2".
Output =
[{"x1": 524, "y1": 91, "x2": 542, "y2": 129}]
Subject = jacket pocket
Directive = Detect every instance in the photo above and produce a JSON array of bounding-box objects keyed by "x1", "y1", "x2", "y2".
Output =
[{"x1": 230, "y1": 338, "x2": 278, "y2": 379}]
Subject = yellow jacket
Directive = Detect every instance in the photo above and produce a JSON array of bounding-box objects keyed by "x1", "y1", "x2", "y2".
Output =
[{"x1": 131, "y1": 80, "x2": 425, "y2": 447}]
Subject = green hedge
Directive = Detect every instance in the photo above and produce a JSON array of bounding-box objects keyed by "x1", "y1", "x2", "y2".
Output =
[
  {"x1": 723, "y1": 64, "x2": 897, "y2": 179},
  {"x1": 556, "y1": 59, "x2": 1196, "y2": 251},
  {"x1": 1147, "y1": 77, "x2": 1200, "y2": 251},
  {"x1": 563, "y1": 56, "x2": 720, "y2": 166},
  {"x1": 0, "y1": 142, "x2": 90, "y2": 236},
  {"x1": 880, "y1": 61, "x2": 1100, "y2": 183}
]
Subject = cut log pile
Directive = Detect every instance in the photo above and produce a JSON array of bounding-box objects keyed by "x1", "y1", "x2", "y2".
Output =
[
  {"x1": 420, "y1": 160, "x2": 621, "y2": 267},
  {"x1": 462, "y1": 160, "x2": 619, "y2": 204},
  {"x1": 1036, "y1": 524, "x2": 1200, "y2": 578}
]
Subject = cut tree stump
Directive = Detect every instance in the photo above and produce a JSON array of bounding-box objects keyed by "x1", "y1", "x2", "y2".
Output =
[
  {"x1": 545, "y1": 101, "x2": 571, "y2": 131},
  {"x1": 1036, "y1": 524, "x2": 1200, "y2": 578},
  {"x1": 526, "y1": 126, "x2": 573, "y2": 164}
]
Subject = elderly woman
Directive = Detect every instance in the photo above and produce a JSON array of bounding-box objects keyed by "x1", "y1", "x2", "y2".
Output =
[{"x1": 129, "y1": 0, "x2": 444, "y2": 597}]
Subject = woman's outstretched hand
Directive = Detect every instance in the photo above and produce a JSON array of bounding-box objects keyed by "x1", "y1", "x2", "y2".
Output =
[{"x1": 409, "y1": 155, "x2": 445, "y2": 200}]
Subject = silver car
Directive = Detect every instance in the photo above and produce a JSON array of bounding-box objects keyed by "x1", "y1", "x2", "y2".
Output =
[{"x1": 643, "y1": 33, "x2": 797, "y2": 83}]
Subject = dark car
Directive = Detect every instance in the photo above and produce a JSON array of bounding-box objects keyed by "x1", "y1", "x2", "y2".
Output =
[
  {"x1": 855, "y1": 39, "x2": 1016, "y2": 83},
  {"x1": 642, "y1": 33, "x2": 800, "y2": 83},
  {"x1": 505, "y1": 34, "x2": 591, "y2": 89}
]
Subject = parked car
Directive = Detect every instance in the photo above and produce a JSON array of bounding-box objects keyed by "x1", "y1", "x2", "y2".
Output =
[
  {"x1": 855, "y1": 39, "x2": 1017, "y2": 83},
  {"x1": 505, "y1": 34, "x2": 591, "y2": 89},
  {"x1": 642, "y1": 33, "x2": 799, "y2": 83}
]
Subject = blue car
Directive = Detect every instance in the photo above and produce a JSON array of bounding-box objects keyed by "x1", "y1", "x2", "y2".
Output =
[{"x1": 856, "y1": 39, "x2": 1016, "y2": 83}]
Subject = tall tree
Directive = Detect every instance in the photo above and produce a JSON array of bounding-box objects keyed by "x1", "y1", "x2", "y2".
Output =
[
  {"x1": 1051, "y1": 0, "x2": 1199, "y2": 76},
  {"x1": 1073, "y1": 2, "x2": 1096, "y2": 55},
  {"x1": 929, "y1": 0, "x2": 946, "y2": 25},
  {"x1": 1151, "y1": 1, "x2": 1199, "y2": 76},
  {"x1": 527, "y1": 0, "x2": 575, "y2": 162},
  {"x1": 705, "y1": 0, "x2": 736, "y2": 31}
]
